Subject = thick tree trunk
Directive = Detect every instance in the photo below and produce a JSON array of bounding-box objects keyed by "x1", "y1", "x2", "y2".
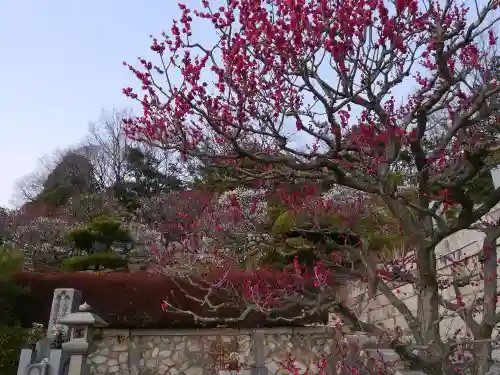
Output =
[
  {"x1": 476, "y1": 231, "x2": 500, "y2": 374},
  {"x1": 476, "y1": 339, "x2": 493, "y2": 375},
  {"x1": 417, "y1": 288, "x2": 444, "y2": 375},
  {"x1": 417, "y1": 247, "x2": 444, "y2": 375}
]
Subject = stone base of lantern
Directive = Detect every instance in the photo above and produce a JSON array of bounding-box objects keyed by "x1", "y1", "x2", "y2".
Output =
[{"x1": 251, "y1": 366, "x2": 268, "y2": 375}]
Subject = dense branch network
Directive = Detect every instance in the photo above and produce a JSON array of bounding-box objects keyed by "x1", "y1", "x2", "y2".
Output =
[{"x1": 122, "y1": 0, "x2": 500, "y2": 373}]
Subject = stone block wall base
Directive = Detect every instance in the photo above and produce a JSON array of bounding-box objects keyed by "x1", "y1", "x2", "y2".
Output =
[{"x1": 251, "y1": 366, "x2": 268, "y2": 375}]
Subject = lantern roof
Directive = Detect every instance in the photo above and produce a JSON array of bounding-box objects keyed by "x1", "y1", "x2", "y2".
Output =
[{"x1": 57, "y1": 302, "x2": 107, "y2": 327}]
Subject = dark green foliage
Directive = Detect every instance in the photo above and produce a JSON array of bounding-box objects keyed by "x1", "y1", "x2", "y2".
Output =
[
  {"x1": 260, "y1": 200, "x2": 402, "y2": 271},
  {"x1": 126, "y1": 147, "x2": 172, "y2": 194},
  {"x1": 258, "y1": 249, "x2": 289, "y2": 269},
  {"x1": 37, "y1": 182, "x2": 75, "y2": 207},
  {"x1": 424, "y1": 149, "x2": 499, "y2": 208},
  {"x1": 261, "y1": 233, "x2": 359, "y2": 270},
  {"x1": 0, "y1": 208, "x2": 8, "y2": 248},
  {"x1": 193, "y1": 158, "x2": 266, "y2": 192},
  {"x1": 466, "y1": 149, "x2": 500, "y2": 204},
  {"x1": 113, "y1": 146, "x2": 184, "y2": 211},
  {"x1": 37, "y1": 152, "x2": 96, "y2": 207},
  {"x1": 259, "y1": 248, "x2": 317, "y2": 270},
  {"x1": 192, "y1": 165, "x2": 242, "y2": 191},
  {"x1": 265, "y1": 195, "x2": 288, "y2": 227},
  {"x1": 0, "y1": 249, "x2": 23, "y2": 284},
  {"x1": 112, "y1": 182, "x2": 141, "y2": 212},
  {"x1": 127, "y1": 147, "x2": 183, "y2": 195},
  {"x1": 0, "y1": 250, "x2": 26, "y2": 325},
  {"x1": 65, "y1": 227, "x2": 95, "y2": 252},
  {"x1": 463, "y1": 169, "x2": 496, "y2": 204},
  {"x1": 66, "y1": 216, "x2": 132, "y2": 254},
  {"x1": 87, "y1": 216, "x2": 131, "y2": 249},
  {"x1": 0, "y1": 325, "x2": 27, "y2": 375},
  {"x1": 0, "y1": 249, "x2": 29, "y2": 375},
  {"x1": 62, "y1": 252, "x2": 128, "y2": 271}
]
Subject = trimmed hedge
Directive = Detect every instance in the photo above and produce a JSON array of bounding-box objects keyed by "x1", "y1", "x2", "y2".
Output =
[
  {"x1": 11, "y1": 272, "x2": 328, "y2": 329},
  {"x1": 62, "y1": 253, "x2": 128, "y2": 271}
]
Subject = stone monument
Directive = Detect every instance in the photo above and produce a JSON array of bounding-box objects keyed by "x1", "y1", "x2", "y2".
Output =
[
  {"x1": 16, "y1": 288, "x2": 107, "y2": 375},
  {"x1": 47, "y1": 289, "x2": 82, "y2": 338}
]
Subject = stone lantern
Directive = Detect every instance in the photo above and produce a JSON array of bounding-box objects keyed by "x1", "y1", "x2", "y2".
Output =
[{"x1": 57, "y1": 302, "x2": 107, "y2": 375}]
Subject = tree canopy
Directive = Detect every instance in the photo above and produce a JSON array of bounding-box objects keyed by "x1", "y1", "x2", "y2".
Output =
[{"x1": 121, "y1": 0, "x2": 500, "y2": 373}]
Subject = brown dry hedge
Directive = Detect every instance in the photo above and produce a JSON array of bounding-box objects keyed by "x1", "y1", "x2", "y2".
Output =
[{"x1": 10, "y1": 272, "x2": 327, "y2": 329}]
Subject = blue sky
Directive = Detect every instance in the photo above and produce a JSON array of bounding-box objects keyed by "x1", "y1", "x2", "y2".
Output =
[{"x1": 0, "y1": 0, "x2": 205, "y2": 207}]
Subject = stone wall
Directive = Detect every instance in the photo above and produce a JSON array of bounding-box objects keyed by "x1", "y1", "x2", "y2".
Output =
[
  {"x1": 343, "y1": 169, "x2": 500, "y2": 341},
  {"x1": 344, "y1": 203, "x2": 500, "y2": 363},
  {"x1": 87, "y1": 327, "x2": 337, "y2": 375},
  {"x1": 346, "y1": 205, "x2": 500, "y2": 338}
]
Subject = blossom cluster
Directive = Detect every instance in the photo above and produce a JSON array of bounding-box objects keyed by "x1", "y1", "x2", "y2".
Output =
[
  {"x1": 27, "y1": 322, "x2": 45, "y2": 346},
  {"x1": 321, "y1": 186, "x2": 367, "y2": 204},
  {"x1": 64, "y1": 193, "x2": 126, "y2": 221},
  {"x1": 217, "y1": 187, "x2": 268, "y2": 224},
  {"x1": 126, "y1": 221, "x2": 164, "y2": 260},
  {"x1": 12, "y1": 216, "x2": 78, "y2": 269}
]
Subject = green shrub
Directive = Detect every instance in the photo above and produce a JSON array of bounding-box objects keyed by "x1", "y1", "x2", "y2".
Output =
[
  {"x1": 272, "y1": 211, "x2": 308, "y2": 235},
  {"x1": 0, "y1": 325, "x2": 28, "y2": 375},
  {"x1": 88, "y1": 216, "x2": 131, "y2": 248},
  {"x1": 65, "y1": 227, "x2": 95, "y2": 252},
  {"x1": 0, "y1": 250, "x2": 23, "y2": 283},
  {"x1": 271, "y1": 210, "x2": 343, "y2": 235},
  {"x1": 62, "y1": 252, "x2": 128, "y2": 272},
  {"x1": 37, "y1": 183, "x2": 74, "y2": 207},
  {"x1": 264, "y1": 193, "x2": 287, "y2": 224},
  {"x1": 66, "y1": 216, "x2": 132, "y2": 253},
  {"x1": 0, "y1": 249, "x2": 29, "y2": 375},
  {"x1": 0, "y1": 249, "x2": 26, "y2": 325}
]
